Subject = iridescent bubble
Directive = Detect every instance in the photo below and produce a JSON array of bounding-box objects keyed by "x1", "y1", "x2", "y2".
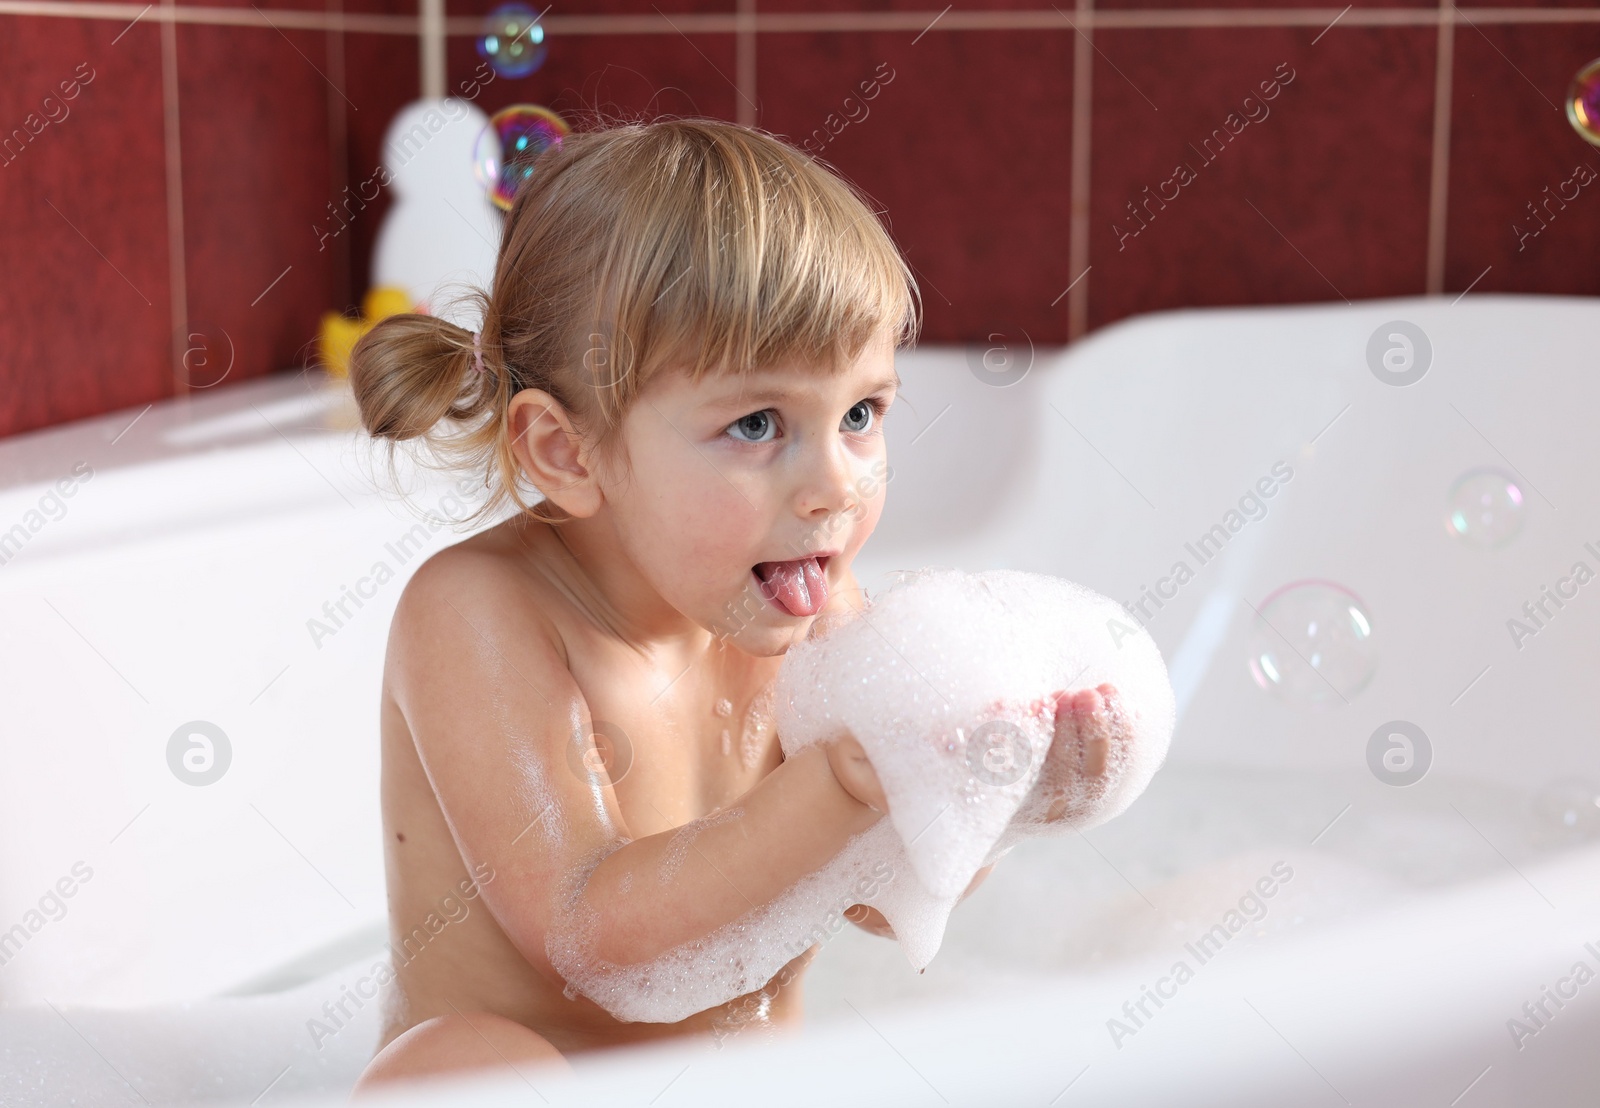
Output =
[
  {"x1": 472, "y1": 104, "x2": 569, "y2": 212},
  {"x1": 476, "y1": 3, "x2": 548, "y2": 79},
  {"x1": 1532, "y1": 777, "x2": 1600, "y2": 837},
  {"x1": 1247, "y1": 581, "x2": 1376, "y2": 709},
  {"x1": 1567, "y1": 57, "x2": 1600, "y2": 147},
  {"x1": 1444, "y1": 468, "x2": 1525, "y2": 549}
]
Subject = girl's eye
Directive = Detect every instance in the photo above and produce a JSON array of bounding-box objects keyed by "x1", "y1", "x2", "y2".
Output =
[
  {"x1": 842, "y1": 398, "x2": 887, "y2": 434},
  {"x1": 726, "y1": 409, "x2": 776, "y2": 443}
]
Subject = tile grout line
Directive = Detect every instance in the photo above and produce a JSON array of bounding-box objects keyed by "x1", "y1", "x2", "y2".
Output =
[
  {"x1": 159, "y1": 0, "x2": 189, "y2": 399},
  {"x1": 736, "y1": 0, "x2": 757, "y2": 127},
  {"x1": 419, "y1": 0, "x2": 443, "y2": 99},
  {"x1": 1066, "y1": 0, "x2": 1094, "y2": 341},
  {"x1": 325, "y1": 0, "x2": 350, "y2": 311},
  {"x1": 1424, "y1": 0, "x2": 1455, "y2": 294},
  {"x1": 2, "y1": 4, "x2": 1598, "y2": 32}
]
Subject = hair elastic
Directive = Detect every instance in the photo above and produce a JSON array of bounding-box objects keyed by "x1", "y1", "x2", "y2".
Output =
[{"x1": 470, "y1": 330, "x2": 485, "y2": 375}]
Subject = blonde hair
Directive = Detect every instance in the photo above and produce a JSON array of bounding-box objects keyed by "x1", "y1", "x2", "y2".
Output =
[{"x1": 350, "y1": 116, "x2": 922, "y2": 527}]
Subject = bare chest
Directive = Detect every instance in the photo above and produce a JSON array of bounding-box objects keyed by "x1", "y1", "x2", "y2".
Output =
[{"x1": 575, "y1": 654, "x2": 784, "y2": 834}]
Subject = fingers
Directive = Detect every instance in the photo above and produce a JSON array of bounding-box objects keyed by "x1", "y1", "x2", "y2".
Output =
[
  {"x1": 1083, "y1": 729, "x2": 1109, "y2": 777},
  {"x1": 1052, "y1": 686, "x2": 1110, "y2": 776},
  {"x1": 1036, "y1": 683, "x2": 1128, "y2": 825},
  {"x1": 826, "y1": 734, "x2": 888, "y2": 813}
]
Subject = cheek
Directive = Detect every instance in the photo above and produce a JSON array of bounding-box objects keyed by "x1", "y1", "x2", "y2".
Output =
[
  {"x1": 676, "y1": 482, "x2": 761, "y2": 566},
  {"x1": 619, "y1": 438, "x2": 762, "y2": 569},
  {"x1": 843, "y1": 460, "x2": 888, "y2": 552}
]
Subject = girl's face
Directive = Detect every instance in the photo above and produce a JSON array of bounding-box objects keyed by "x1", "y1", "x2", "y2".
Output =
[{"x1": 596, "y1": 333, "x2": 898, "y2": 656}]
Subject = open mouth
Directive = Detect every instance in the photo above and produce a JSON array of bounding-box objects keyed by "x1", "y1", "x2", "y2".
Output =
[{"x1": 751, "y1": 555, "x2": 832, "y2": 618}]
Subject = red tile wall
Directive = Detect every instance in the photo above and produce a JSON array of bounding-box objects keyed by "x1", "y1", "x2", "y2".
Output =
[
  {"x1": 2, "y1": 3, "x2": 1597, "y2": 439},
  {"x1": 1447, "y1": 24, "x2": 1600, "y2": 295},
  {"x1": 1088, "y1": 25, "x2": 1438, "y2": 326}
]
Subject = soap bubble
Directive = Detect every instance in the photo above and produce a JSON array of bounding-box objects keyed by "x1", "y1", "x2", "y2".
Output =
[
  {"x1": 1533, "y1": 777, "x2": 1600, "y2": 837},
  {"x1": 1567, "y1": 58, "x2": 1600, "y2": 147},
  {"x1": 1247, "y1": 581, "x2": 1376, "y2": 709},
  {"x1": 1445, "y1": 468, "x2": 1525, "y2": 548},
  {"x1": 472, "y1": 104, "x2": 569, "y2": 212},
  {"x1": 476, "y1": 3, "x2": 548, "y2": 78}
]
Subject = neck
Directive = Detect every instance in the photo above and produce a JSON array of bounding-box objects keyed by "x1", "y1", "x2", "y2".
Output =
[{"x1": 514, "y1": 511, "x2": 716, "y2": 658}]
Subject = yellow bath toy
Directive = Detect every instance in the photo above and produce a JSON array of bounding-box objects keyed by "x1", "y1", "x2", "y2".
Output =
[{"x1": 317, "y1": 286, "x2": 416, "y2": 378}]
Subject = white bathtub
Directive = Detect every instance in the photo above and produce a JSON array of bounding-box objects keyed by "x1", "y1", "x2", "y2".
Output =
[{"x1": 2, "y1": 294, "x2": 1597, "y2": 1107}]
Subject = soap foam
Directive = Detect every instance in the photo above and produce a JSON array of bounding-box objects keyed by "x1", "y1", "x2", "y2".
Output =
[
  {"x1": 548, "y1": 568, "x2": 1175, "y2": 1023},
  {"x1": 777, "y1": 568, "x2": 1176, "y2": 901},
  {"x1": 657, "y1": 807, "x2": 745, "y2": 884},
  {"x1": 740, "y1": 680, "x2": 777, "y2": 770},
  {"x1": 547, "y1": 821, "x2": 930, "y2": 1023}
]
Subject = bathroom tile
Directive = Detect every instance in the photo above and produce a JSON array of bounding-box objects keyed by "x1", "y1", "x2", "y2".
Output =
[
  {"x1": 342, "y1": 32, "x2": 419, "y2": 308},
  {"x1": 1099, "y1": 0, "x2": 1417, "y2": 10},
  {"x1": 177, "y1": 23, "x2": 339, "y2": 386},
  {"x1": 452, "y1": 0, "x2": 735, "y2": 16},
  {"x1": 336, "y1": 29, "x2": 744, "y2": 308},
  {"x1": 0, "y1": 17, "x2": 173, "y2": 438},
  {"x1": 1087, "y1": 25, "x2": 1436, "y2": 332},
  {"x1": 340, "y1": 0, "x2": 418, "y2": 16},
  {"x1": 1443, "y1": 23, "x2": 1600, "y2": 296},
  {"x1": 1455, "y1": 0, "x2": 1597, "y2": 9},
  {"x1": 443, "y1": 28, "x2": 741, "y2": 134},
  {"x1": 759, "y1": 30, "x2": 1076, "y2": 344},
  {"x1": 171, "y1": 0, "x2": 416, "y2": 13},
  {"x1": 758, "y1": 0, "x2": 1056, "y2": 12}
]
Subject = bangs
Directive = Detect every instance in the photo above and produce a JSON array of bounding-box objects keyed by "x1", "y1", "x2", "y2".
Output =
[{"x1": 577, "y1": 123, "x2": 920, "y2": 408}]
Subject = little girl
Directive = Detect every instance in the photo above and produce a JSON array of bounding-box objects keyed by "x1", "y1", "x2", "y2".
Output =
[{"x1": 346, "y1": 117, "x2": 1124, "y2": 1096}]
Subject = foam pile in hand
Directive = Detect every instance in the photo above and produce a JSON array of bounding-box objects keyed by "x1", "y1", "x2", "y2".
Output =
[{"x1": 774, "y1": 567, "x2": 1177, "y2": 967}]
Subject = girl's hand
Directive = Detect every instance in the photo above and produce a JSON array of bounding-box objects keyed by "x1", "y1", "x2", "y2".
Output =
[
  {"x1": 1030, "y1": 682, "x2": 1129, "y2": 825},
  {"x1": 825, "y1": 730, "x2": 888, "y2": 813}
]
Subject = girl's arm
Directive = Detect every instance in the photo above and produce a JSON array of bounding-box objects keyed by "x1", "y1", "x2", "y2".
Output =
[{"x1": 387, "y1": 547, "x2": 881, "y2": 982}]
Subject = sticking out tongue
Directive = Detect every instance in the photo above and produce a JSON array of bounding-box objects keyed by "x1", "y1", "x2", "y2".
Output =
[{"x1": 754, "y1": 557, "x2": 829, "y2": 617}]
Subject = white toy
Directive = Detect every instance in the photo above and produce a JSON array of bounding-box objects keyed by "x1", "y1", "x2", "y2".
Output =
[{"x1": 371, "y1": 98, "x2": 501, "y2": 331}]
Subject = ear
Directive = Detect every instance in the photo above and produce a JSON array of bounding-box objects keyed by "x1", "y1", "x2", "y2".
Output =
[{"x1": 506, "y1": 388, "x2": 604, "y2": 518}]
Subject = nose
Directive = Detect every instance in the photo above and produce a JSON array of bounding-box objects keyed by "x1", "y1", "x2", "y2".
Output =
[{"x1": 792, "y1": 434, "x2": 861, "y2": 521}]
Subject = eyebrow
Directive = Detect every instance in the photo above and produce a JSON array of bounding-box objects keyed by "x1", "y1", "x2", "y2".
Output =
[{"x1": 714, "y1": 374, "x2": 902, "y2": 409}]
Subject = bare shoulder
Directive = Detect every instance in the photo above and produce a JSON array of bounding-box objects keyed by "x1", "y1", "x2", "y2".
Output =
[
  {"x1": 391, "y1": 527, "x2": 565, "y2": 668},
  {"x1": 381, "y1": 527, "x2": 585, "y2": 760},
  {"x1": 376, "y1": 523, "x2": 627, "y2": 970}
]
